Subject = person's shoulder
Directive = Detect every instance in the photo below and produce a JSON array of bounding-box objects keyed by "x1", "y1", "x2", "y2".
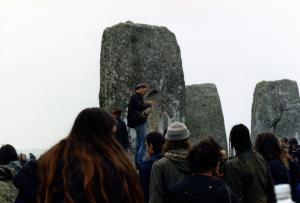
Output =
[
  {"x1": 13, "y1": 160, "x2": 39, "y2": 188},
  {"x1": 213, "y1": 178, "x2": 229, "y2": 191},
  {"x1": 269, "y1": 159, "x2": 286, "y2": 168},
  {"x1": 152, "y1": 156, "x2": 169, "y2": 168},
  {"x1": 130, "y1": 93, "x2": 139, "y2": 99},
  {"x1": 140, "y1": 158, "x2": 155, "y2": 169},
  {"x1": 0, "y1": 180, "x2": 18, "y2": 203},
  {"x1": 227, "y1": 155, "x2": 241, "y2": 166}
]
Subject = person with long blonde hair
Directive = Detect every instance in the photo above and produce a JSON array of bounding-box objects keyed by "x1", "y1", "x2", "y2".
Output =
[{"x1": 14, "y1": 107, "x2": 144, "y2": 203}]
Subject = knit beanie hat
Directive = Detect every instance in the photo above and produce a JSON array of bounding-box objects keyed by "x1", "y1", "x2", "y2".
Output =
[{"x1": 165, "y1": 122, "x2": 190, "y2": 141}]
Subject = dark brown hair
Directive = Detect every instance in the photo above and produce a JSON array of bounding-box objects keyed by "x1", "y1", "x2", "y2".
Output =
[
  {"x1": 188, "y1": 138, "x2": 222, "y2": 174},
  {"x1": 37, "y1": 108, "x2": 143, "y2": 203},
  {"x1": 255, "y1": 132, "x2": 282, "y2": 162},
  {"x1": 162, "y1": 139, "x2": 191, "y2": 153}
]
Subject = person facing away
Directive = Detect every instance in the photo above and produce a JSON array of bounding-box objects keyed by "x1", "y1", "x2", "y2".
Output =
[
  {"x1": 111, "y1": 108, "x2": 129, "y2": 151},
  {"x1": 139, "y1": 131, "x2": 165, "y2": 203},
  {"x1": 255, "y1": 133, "x2": 290, "y2": 185},
  {"x1": 255, "y1": 132, "x2": 300, "y2": 202},
  {"x1": 167, "y1": 138, "x2": 233, "y2": 203},
  {"x1": 224, "y1": 124, "x2": 276, "y2": 203},
  {"x1": 0, "y1": 144, "x2": 20, "y2": 203},
  {"x1": 127, "y1": 83, "x2": 152, "y2": 169},
  {"x1": 149, "y1": 121, "x2": 191, "y2": 203},
  {"x1": 13, "y1": 107, "x2": 144, "y2": 203}
]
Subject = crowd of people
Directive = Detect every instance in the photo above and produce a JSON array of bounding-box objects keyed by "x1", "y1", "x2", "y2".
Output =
[{"x1": 0, "y1": 83, "x2": 300, "y2": 203}]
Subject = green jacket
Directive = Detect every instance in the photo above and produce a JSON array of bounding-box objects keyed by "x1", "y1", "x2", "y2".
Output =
[
  {"x1": 0, "y1": 165, "x2": 18, "y2": 203},
  {"x1": 224, "y1": 149, "x2": 275, "y2": 203},
  {"x1": 149, "y1": 149, "x2": 190, "y2": 203}
]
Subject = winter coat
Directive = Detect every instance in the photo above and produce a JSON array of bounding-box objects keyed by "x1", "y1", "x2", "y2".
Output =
[
  {"x1": 149, "y1": 149, "x2": 190, "y2": 203},
  {"x1": 224, "y1": 149, "x2": 276, "y2": 203},
  {"x1": 0, "y1": 165, "x2": 18, "y2": 203},
  {"x1": 167, "y1": 175, "x2": 233, "y2": 203},
  {"x1": 139, "y1": 152, "x2": 161, "y2": 203},
  {"x1": 127, "y1": 92, "x2": 151, "y2": 128},
  {"x1": 14, "y1": 158, "x2": 124, "y2": 203}
]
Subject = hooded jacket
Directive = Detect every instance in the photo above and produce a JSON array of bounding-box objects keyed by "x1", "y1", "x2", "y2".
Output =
[
  {"x1": 167, "y1": 175, "x2": 232, "y2": 203},
  {"x1": 149, "y1": 149, "x2": 190, "y2": 203}
]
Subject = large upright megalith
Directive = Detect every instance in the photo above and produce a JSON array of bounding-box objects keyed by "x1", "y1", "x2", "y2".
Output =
[
  {"x1": 251, "y1": 79, "x2": 300, "y2": 141},
  {"x1": 185, "y1": 84, "x2": 227, "y2": 150},
  {"x1": 99, "y1": 21, "x2": 185, "y2": 132}
]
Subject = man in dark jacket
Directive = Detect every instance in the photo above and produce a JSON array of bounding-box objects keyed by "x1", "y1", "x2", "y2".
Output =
[
  {"x1": 224, "y1": 124, "x2": 276, "y2": 203},
  {"x1": 127, "y1": 83, "x2": 152, "y2": 169},
  {"x1": 167, "y1": 138, "x2": 233, "y2": 203},
  {"x1": 139, "y1": 131, "x2": 165, "y2": 203}
]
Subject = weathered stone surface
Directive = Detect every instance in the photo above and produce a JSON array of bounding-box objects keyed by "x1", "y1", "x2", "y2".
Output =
[
  {"x1": 185, "y1": 84, "x2": 227, "y2": 150},
  {"x1": 99, "y1": 21, "x2": 185, "y2": 132},
  {"x1": 251, "y1": 79, "x2": 300, "y2": 141}
]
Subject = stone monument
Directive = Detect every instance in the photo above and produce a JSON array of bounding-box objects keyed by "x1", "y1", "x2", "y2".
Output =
[
  {"x1": 251, "y1": 79, "x2": 300, "y2": 141},
  {"x1": 185, "y1": 84, "x2": 227, "y2": 150},
  {"x1": 99, "y1": 21, "x2": 185, "y2": 132}
]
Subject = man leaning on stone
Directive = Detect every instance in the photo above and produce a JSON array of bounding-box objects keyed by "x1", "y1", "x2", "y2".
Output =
[{"x1": 127, "y1": 83, "x2": 152, "y2": 169}]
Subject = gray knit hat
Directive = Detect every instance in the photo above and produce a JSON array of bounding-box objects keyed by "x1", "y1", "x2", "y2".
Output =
[{"x1": 165, "y1": 122, "x2": 190, "y2": 141}]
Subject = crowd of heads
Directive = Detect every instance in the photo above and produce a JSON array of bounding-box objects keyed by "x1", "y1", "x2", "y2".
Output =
[
  {"x1": 1, "y1": 106, "x2": 300, "y2": 203},
  {"x1": 0, "y1": 144, "x2": 35, "y2": 166}
]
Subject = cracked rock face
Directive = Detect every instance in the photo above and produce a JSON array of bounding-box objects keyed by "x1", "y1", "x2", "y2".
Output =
[
  {"x1": 185, "y1": 84, "x2": 227, "y2": 150},
  {"x1": 99, "y1": 21, "x2": 185, "y2": 132},
  {"x1": 251, "y1": 79, "x2": 300, "y2": 141}
]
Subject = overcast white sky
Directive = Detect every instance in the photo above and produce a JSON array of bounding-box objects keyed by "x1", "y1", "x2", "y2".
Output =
[{"x1": 0, "y1": 0, "x2": 299, "y2": 150}]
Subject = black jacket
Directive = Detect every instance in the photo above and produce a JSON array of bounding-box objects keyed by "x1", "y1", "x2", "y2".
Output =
[
  {"x1": 224, "y1": 149, "x2": 276, "y2": 203},
  {"x1": 127, "y1": 92, "x2": 150, "y2": 128},
  {"x1": 167, "y1": 175, "x2": 233, "y2": 203}
]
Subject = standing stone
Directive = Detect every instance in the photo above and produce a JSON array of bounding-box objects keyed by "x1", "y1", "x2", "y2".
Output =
[
  {"x1": 99, "y1": 21, "x2": 185, "y2": 132},
  {"x1": 185, "y1": 84, "x2": 227, "y2": 150},
  {"x1": 251, "y1": 79, "x2": 300, "y2": 141}
]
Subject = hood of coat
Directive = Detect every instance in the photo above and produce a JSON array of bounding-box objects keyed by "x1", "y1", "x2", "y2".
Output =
[{"x1": 164, "y1": 149, "x2": 190, "y2": 174}]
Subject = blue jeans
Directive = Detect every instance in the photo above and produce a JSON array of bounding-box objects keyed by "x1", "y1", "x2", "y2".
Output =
[{"x1": 135, "y1": 122, "x2": 147, "y2": 169}]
